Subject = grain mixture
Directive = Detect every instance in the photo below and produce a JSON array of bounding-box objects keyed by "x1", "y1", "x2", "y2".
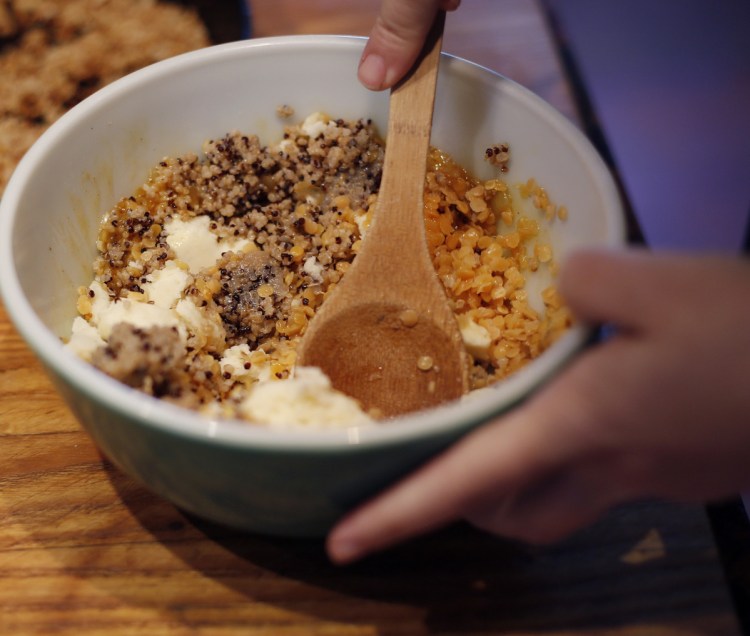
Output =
[
  {"x1": 67, "y1": 111, "x2": 572, "y2": 427},
  {"x1": 0, "y1": 0, "x2": 210, "y2": 195}
]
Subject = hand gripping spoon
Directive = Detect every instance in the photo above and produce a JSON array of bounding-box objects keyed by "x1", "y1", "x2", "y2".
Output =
[{"x1": 297, "y1": 13, "x2": 468, "y2": 417}]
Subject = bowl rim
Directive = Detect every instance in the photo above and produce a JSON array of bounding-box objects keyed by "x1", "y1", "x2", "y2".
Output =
[{"x1": 0, "y1": 35, "x2": 626, "y2": 452}]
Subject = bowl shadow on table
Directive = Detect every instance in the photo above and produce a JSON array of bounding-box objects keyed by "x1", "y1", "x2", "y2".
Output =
[{"x1": 102, "y1": 461, "x2": 736, "y2": 633}]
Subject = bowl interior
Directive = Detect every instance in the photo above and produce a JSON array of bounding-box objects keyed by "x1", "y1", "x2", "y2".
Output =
[{"x1": 0, "y1": 37, "x2": 624, "y2": 446}]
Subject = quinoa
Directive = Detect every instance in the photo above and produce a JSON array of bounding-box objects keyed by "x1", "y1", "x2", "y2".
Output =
[
  {"x1": 484, "y1": 142, "x2": 511, "y2": 172},
  {"x1": 0, "y1": 0, "x2": 210, "y2": 195},
  {"x1": 70, "y1": 112, "x2": 572, "y2": 422}
]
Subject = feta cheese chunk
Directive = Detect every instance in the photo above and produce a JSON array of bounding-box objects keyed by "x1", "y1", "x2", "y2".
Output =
[
  {"x1": 458, "y1": 314, "x2": 492, "y2": 360},
  {"x1": 142, "y1": 260, "x2": 190, "y2": 309},
  {"x1": 164, "y1": 216, "x2": 250, "y2": 274},
  {"x1": 66, "y1": 316, "x2": 106, "y2": 360},
  {"x1": 239, "y1": 366, "x2": 371, "y2": 429},
  {"x1": 96, "y1": 297, "x2": 180, "y2": 340},
  {"x1": 220, "y1": 344, "x2": 274, "y2": 383},
  {"x1": 301, "y1": 112, "x2": 331, "y2": 138},
  {"x1": 303, "y1": 256, "x2": 324, "y2": 282}
]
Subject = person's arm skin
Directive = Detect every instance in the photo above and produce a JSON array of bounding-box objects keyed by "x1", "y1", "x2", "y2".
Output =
[
  {"x1": 358, "y1": 0, "x2": 461, "y2": 90},
  {"x1": 327, "y1": 249, "x2": 750, "y2": 563}
]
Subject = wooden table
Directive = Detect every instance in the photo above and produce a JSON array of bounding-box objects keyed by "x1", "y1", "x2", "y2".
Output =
[{"x1": 0, "y1": 1, "x2": 743, "y2": 633}]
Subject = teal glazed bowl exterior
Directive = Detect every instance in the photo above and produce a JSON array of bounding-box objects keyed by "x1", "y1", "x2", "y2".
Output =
[{"x1": 0, "y1": 37, "x2": 625, "y2": 536}]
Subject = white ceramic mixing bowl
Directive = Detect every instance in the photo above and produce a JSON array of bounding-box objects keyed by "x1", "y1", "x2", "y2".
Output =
[{"x1": 0, "y1": 36, "x2": 625, "y2": 535}]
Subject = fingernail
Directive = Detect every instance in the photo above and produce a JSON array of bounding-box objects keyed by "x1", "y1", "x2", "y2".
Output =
[
  {"x1": 328, "y1": 535, "x2": 363, "y2": 564},
  {"x1": 358, "y1": 53, "x2": 386, "y2": 90}
]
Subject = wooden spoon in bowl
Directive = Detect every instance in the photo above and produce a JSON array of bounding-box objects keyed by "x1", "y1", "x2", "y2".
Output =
[{"x1": 297, "y1": 12, "x2": 468, "y2": 417}]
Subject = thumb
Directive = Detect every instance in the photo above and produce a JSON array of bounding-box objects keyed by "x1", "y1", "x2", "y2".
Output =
[{"x1": 359, "y1": 0, "x2": 461, "y2": 91}]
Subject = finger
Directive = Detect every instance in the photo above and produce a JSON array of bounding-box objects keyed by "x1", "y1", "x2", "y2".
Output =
[
  {"x1": 467, "y1": 461, "x2": 617, "y2": 544},
  {"x1": 560, "y1": 248, "x2": 669, "y2": 331},
  {"x1": 326, "y1": 389, "x2": 583, "y2": 564},
  {"x1": 358, "y1": 0, "x2": 461, "y2": 90}
]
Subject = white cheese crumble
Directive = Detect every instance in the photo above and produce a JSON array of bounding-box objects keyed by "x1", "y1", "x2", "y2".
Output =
[
  {"x1": 238, "y1": 366, "x2": 371, "y2": 429},
  {"x1": 220, "y1": 343, "x2": 274, "y2": 383},
  {"x1": 66, "y1": 316, "x2": 106, "y2": 360},
  {"x1": 302, "y1": 256, "x2": 324, "y2": 282},
  {"x1": 457, "y1": 315, "x2": 492, "y2": 359},
  {"x1": 71, "y1": 277, "x2": 221, "y2": 350},
  {"x1": 164, "y1": 216, "x2": 251, "y2": 274},
  {"x1": 301, "y1": 112, "x2": 331, "y2": 138},
  {"x1": 88, "y1": 281, "x2": 180, "y2": 340},
  {"x1": 142, "y1": 260, "x2": 190, "y2": 309}
]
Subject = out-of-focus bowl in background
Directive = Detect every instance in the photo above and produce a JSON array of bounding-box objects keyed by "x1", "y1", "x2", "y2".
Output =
[
  {"x1": 0, "y1": 0, "x2": 250, "y2": 197},
  {"x1": 0, "y1": 37, "x2": 625, "y2": 536}
]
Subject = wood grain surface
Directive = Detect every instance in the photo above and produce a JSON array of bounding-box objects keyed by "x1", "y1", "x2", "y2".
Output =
[{"x1": 0, "y1": 1, "x2": 743, "y2": 633}]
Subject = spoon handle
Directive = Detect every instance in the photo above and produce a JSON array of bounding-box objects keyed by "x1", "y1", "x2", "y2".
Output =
[{"x1": 366, "y1": 11, "x2": 445, "y2": 246}]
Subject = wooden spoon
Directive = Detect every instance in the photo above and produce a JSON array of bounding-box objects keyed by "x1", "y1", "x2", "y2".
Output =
[{"x1": 297, "y1": 12, "x2": 468, "y2": 417}]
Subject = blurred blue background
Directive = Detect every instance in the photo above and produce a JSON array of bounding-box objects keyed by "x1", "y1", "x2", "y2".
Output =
[{"x1": 545, "y1": 0, "x2": 750, "y2": 251}]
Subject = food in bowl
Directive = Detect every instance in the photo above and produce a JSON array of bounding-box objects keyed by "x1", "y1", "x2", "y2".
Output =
[
  {"x1": 65, "y1": 110, "x2": 572, "y2": 427},
  {"x1": 0, "y1": 0, "x2": 212, "y2": 195}
]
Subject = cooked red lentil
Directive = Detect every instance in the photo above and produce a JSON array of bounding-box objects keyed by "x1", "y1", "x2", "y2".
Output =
[{"x1": 71, "y1": 112, "x2": 572, "y2": 420}]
